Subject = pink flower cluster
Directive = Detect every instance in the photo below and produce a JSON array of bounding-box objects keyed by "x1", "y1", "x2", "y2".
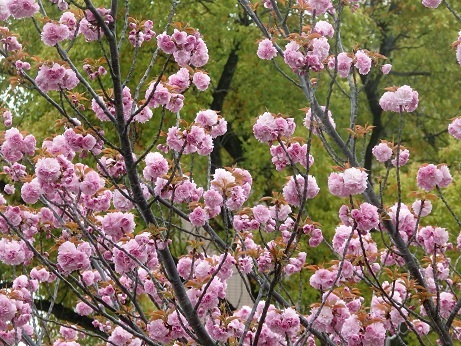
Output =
[
  {"x1": 0, "y1": 276, "x2": 36, "y2": 345},
  {"x1": 0, "y1": 26, "x2": 22, "y2": 51},
  {"x1": 387, "y1": 203, "x2": 417, "y2": 242},
  {"x1": 379, "y1": 85, "x2": 419, "y2": 112},
  {"x1": 2, "y1": 0, "x2": 39, "y2": 20},
  {"x1": 422, "y1": 0, "x2": 442, "y2": 8},
  {"x1": 270, "y1": 141, "x2": 314, "y2": 171},
  {"x1": 41, "y1": 22, "x2": 70, "y2": 46},
  {"x1": 304, "y1": 106, "x2": 336, "y2": 135},
  {"x1": 372, "y1": 142, "x2": 410, "y2": 166},
  {"x1": 144, "y1": 81, "x2": 184, "y2": 113},
  {"x1": 154, "y1": 176, "x2": 203, "y2": 203},
  {"x1": 303, "y1": 223, "x2": 324, "y2": 247},
  {"x1": 1, "y1": 127, "x2": 35, "y2": 163},
  {"x1": 35, "y1": 63, "x2": 79, "y2": 93},
  {"x1": 349, "y1": 202, "x2": 380, "y2": 233},
  {"x1": 284, "y1": 37, "x2": 330, "y2": 73},
  {"x1": 328, "y1": 167, "x2": 368, "y2": 197},
  {"x1": 177, "y1": 254, "x2": 235, "y2": 317},
  {"x1": 381, "y1": 63, "x2": 392, "y2": 75},
  {"x1": 203, "y1": 301, "x2": 302, "y2": 344},
  {"x1": 83, "y1": 63, "x2": 107, "y2": 80},
  {"x1": 4, "y1": 162, "x2": 26, "y2": 181},
  {"x1": 253, "y1": 112, "x2": 295, "y2": 143},
  {"x1": 0, "y1": 238, "x2": 33, "y2": 265},
  {"x1": 63, "y1": 128, "x2": 100, "y2": 154},
  {"x1": 157, "y1": 29, "x2": 209, "y2": 67},
  {"x1": 2, "y1": 109, "x2": 12, "y2": 127},
  {"x1": 143, "y1": 152, "x2": 169, "y2": 182},
  {"x1": 354, "y1": 50, "x2": 372, "y2": 75},
  {"x1": 165, "y1": 110, "x2": 226, "y2": 155},
  {"x1": 417, "y1": 226, "x2": 449, "y2": 253},
  {"x1": 57, "y1": 241, "x2": 91, "y2": 274},
  {"x1": 417, "y1": 163, "x2": 452, "y2": 191},
  {"x1": 282, "y1": 174, "x2": 320, "y2": 206},
  {"x1": 112, "y1": 234, "x2": 159, "y2": 274},
  {"x1": 100, "y1": 212, "x2": 135, "y2": 241},
  {"x1": 448, "y1": 117, "x2": 461, "y2": 139},
  {"x1": 412, "y1": 199, "x2": 432, "y2": 217},
  {"x1": 257, "y1": 38, "x2": 277, "y2": 60},
  {"x1": 79, "y1": 8, "x2": 113, "y2": 42},
  {"x1": 128, "y1": 19, "x2": 155, "y2": 47},
  {"x1": 328, "y1": 52, "x2": 352, "y2": 78},
  {"x1": 314, "y1": 20, "x2": 334, "y2": 38},
  {"x1": 307, "y1": 0, "x2": 333, "y2": 14},
  {"x1": 192, "y1": 71, "x2": 210, "y2": 91}
]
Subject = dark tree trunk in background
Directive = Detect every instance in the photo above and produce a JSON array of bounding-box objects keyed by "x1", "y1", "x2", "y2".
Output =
[{"x1": 210, "y1": 43, "x2": 244, "y2": 173}]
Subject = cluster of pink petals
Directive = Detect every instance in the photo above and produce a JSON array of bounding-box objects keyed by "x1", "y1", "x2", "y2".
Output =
[
  {"x1": 0, "y1": 276, "x2": 37, "y2": 344},
  {"x1": 333, "y1": 225, "x2": 378, "y2": 260},
  {"x1": 154, "y1": 176, "x2": 203, "y2": 203},
  {"x1": 253, "y1": 112, "x2": 295, "y2": 143},
  {"x1": 98, "y1": 153, "x2": 127, "y2": 178},
  {"x1": 57, "y1": 241, "x2": 91, "y2": 274},
  {"x1": 83, "y1": 63, "x2": 107, "y2": 80},
  {"x1": 41, "y1": 22, "x2": 70, "y2": 46},
  {"x1": 381, "y1": 63, "x2": 392, "y2": 75},
  {"x1": 143, "y1": 152, "x2": 169, "y2": 182},
  {"x1": 417, "y1": 163, "x2": 452, "y2": 191},
  {"x1": 157, "y1": 29, "x2": 209, "y2": 67},
  {"x1": 144, "y1": 81, "x2": 184, "y2": 113},
  {"x1": 304, "y1": 106, "x2": 336, "y2": 135},
  {"x1": 328, "y1": 52, "x2": 352, "y2": 77},
  {"x1": 2, "y1": 0, "x2": 39, "y2": 19},
  {"x1": 282, "y1": 174, "x2": 320, "y2": 206},
  {"x1": 92, "y1": 86, "x2": 153, "y2": 123},
  {"x1": 192, "y1": 71, "x2": 210, "y2": 91},
  {"x1": 63, "y1": 128, "x2": 100, "y2": 154},
  {"x1": 79, "y1": 8, "x2": 113, "y2": 42},
  {"x1": 448, "y1": 117, "x2": 461, "y2": 139},
  {"x1": 350, "y1": 202, "x2": 379, "y2": 233},
  {"x1": 204, "y1": 301, "x2": 303, "y2": 344},
  {"x1": 372, "y1": 142, "x2": 393, "y2": 162},
  {"x1": 314, "y1": 20, "x2": 334, "y2": 38},
  {"x1": 303, "y1": 223, "x2": 324, "y2": 247},
  {"x1": 306, "y1": 0, "x2": 333, "y2": 15},
  {"x1": 165, "y1": 126, "x2": 210, "y2": 155},
  {"x1": 100, "y1": 212, "x2": 135, "y2": 241},
  {"x1": 0, "y1": 238, "x2": 33, "y2": 265},
  {"x1": 128, "y1": 19, "x2": 155, "y2": 47},
  {"x1": 2, "y1": 109, "x2": 12, "y2": 127},
  {"x1": 35, "y1": 63, "x2": 79, "y2": 93},
  {"x1": 257, "y1": 38, "x2": 277, "y2": 60},
  {"x1": 4, "y1": 162, "x2": 26, "y2": 182},
  {"x1": 284, "y1": 37, "x2": 330, "y2": 73},
  {"x1": 354, "y1": 50, "x2": 372, "y2": 75},
  {"x1": 388, "y1": 203, "x2": 417, "y2": 242},
  {"x1": 372, "y1": 142, "x2": 410, "y2": 167},
  {"x1": 284, "y1": 252, "x2": 306, "y2": 275},
  {"x1": 0, "y1": 26, "x2": 22, "y2": 50},
  {"x1": 422, "y1": 0, "x2": 442, "y2": 8},
  {"x1": 379, "y1": 85, "x2": 419, "y2": 112},
  {"x1": 1, "y1": 127, "x2": 35, "y2": 163},
  {"x1": 163, "y1": 110, "x2": 226, "y2": 155},
  {"x1": 328, "y1": 167, "x2": 368, "y2": 197},
  {"x1": 270, "y1": 141, "x2": 314, "y2": 171},
  {"x1": 412, "y1": 199, "x2": 433, "y2": 217},
  {"x1": 417, "y1": 226, "x2": 449, "y2": 253}
]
